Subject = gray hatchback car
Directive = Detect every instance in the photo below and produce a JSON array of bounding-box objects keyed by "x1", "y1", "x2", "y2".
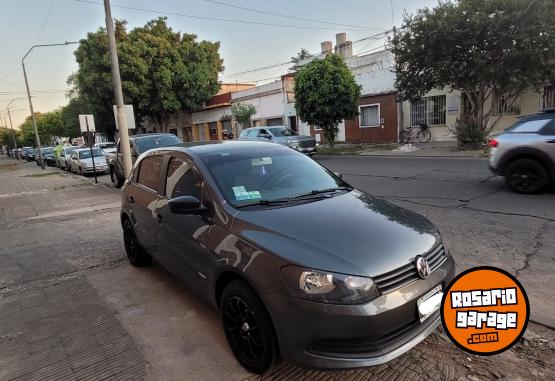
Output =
[
  {"x1": 120, "y1": 141, "x2": 455, "y2": 374},
  {"x1": 239, "y1": 126, "x2": 317, "y2": 155},
  {"x1": 489, "y1": 109, "x2": 555, "y2": 193}
]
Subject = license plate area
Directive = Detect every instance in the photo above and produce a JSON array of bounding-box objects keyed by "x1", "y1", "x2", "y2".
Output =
[{"x1": 417, "y1": 285, "x2": 443, "y2": 322}]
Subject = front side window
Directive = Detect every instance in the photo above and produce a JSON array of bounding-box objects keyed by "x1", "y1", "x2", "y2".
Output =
[
  {"x1": 137, "y1": 155, "x2": 163, "y2": 191},
  {"x1": 247, "y1": 129, "x2": 259, "y2": 137},
  {"x1": 508, "y1": 119, "x2": 552, "y2": 133},
  {"x1": 165, "y1": 157, "x2": 202, "y2": 200},
  {"x1": 359, "y1": 104, "x2": 380, "y2": 127},
  {"x1": 411, "y1": 95, "x2": 446, "y2": 126},
  {"x1": 200, "y1": 147, "x2": 344, "y2": 207}
]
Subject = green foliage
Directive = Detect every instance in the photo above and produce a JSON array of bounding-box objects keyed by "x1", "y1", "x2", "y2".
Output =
[
  {"x1": 70, "y1": 17, "x2": 224, "y2": 134},
  {"x1": 294, "y1": 54, "x2": 361, "y2": 149},
  {"x1": 231, "y1": 103, "x2": 257, "y2": 127},
  {"x1": 391, "y1": 0, "x2": 555, "y2": 135},
  {"x1": 451, "y1": 115, "x2": 488, "y2": 147},
  {"x1": 290, "y1": 48, "x2": 312, "y2": 72},
  {"x1": 0, "y1": 127, "x2": 17, "y2": 148}
]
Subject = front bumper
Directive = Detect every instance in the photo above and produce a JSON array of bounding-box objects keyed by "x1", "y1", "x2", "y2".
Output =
[
  {"x1": 290, "y1": 146, "x2": 317, "y2": 155},
  {"x1": 82, "y1": 165, "x2": 108, "y2": 173},
  {"x1": 265, "y1": 255, "x2": 455, "y2": 369}
]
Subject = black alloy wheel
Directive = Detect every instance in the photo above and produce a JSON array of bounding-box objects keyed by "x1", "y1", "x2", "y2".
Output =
[
  {"x1": 122, "y1": 219, "x2": 152, "y2": 266},
  {"x1": 417, "y1": 128, "x2": 432, "y2": 143},
  {"x1": 505, "y1": 158, "x2": 548, "y2": 194},
  {"x1": 221, "y1": 281, "x2": 279, "y2": 374}
]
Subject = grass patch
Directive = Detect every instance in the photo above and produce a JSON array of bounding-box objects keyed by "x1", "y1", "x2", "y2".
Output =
[{"x1": 21, "y1": 172, "x2": 59, "y2": 178}]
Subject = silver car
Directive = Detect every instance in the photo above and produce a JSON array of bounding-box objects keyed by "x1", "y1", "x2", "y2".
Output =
[
  {"x1": 489, "y1": 109, "x2": 555, "y2": 193},
  {"x1": 70, "y1": 148, "x2": 108, "y2": 176},
  {"x1": 239, "y1": 126, "x2": 317, "y2": 155}
]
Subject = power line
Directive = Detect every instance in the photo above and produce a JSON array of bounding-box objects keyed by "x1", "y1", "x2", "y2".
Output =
[
  {"x1": 34, "y1": 0, "x2": 57, "y2": 44},
  {"x1": 221, "y1": 31, "x2": 391, "y2": 79},
  {"x1": 203, "y1": 0, "x2": 385, "y2": 31},
  {"x1": 74, "y1": 0, "x2": 379, "y2": 32}
]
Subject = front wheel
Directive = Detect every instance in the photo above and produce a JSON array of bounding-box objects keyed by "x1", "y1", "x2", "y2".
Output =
[
  {"x1": 504, "y1": 158, "x2": 548, "y2": 194},
  {"x1": 417, "y1": 128, "x2": 432, "y2": 143},
  {"x1": 221, "y1": 280, "x2": 279, "y2": 374}
]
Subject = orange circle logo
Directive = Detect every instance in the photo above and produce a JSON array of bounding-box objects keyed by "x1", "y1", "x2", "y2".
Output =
[{"x1": 440, "y1": 267, "x2": 529, "y2": 355}]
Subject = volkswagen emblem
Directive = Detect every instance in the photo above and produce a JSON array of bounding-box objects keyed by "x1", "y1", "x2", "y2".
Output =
[{"x1": 415, "y1": 256, "x2": 431, "y2": 279}]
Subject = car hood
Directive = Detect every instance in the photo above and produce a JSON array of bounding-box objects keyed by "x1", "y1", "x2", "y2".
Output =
[
  {"x1": 233, "y1": 190, "x2": 440, "y2": 277},
  {"x1": 272, "y1": 135, "x2": 314, "y2": 143}
]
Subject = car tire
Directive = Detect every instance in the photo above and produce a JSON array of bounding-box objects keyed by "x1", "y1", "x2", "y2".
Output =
[
  {"x1": 220, "y1": 280, "x2": 279, "y2": 374},
  {"x1": 110, "y1": 168, "x2": 124, "y2": 188},
  {"x1": 79, "y1": 167, "x2": 84, "y2": 176},
  {"x1": 504, "y1": 158, "x2": 549, "y2": 194},
  {"x1": 36, "y1": 160, "x2": 40, "y2": 166},
  {"x1": 122, "y1": 219, "x2": 152, "y2": 267}
]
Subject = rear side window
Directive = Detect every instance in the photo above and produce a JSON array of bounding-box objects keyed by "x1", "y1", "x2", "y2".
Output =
[
  {"x1": 247, "y1": 129, "x2": 259, "y2": 137},
  {"x1": 508, "y1": 119, "x2": 551, "y2": 133},
  {"x1": 165, "y1": 157, "x2": 202, "y2": 199},
  {"x1": 138, "y1": 155, "x2": 163, "y2": 191}
]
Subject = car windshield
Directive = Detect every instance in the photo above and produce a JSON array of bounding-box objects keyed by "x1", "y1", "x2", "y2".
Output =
[
  {"x1": 134, "y1": 135, "x2": 182, "y2": 153},
  {"x1": 65, "y1": 147, "x2": 76, "y2": 154},
  {"x1": 79, "y1": 149, "x2": 104, "y2": 159},
  {"x1": 267, "y1": 127, "x2": 297, "y2": 137},
  {"x1": 42, "y1": 148, "x2": 53, "y2": 154},
  {"x1": 200, "y1": 146, "x2": 346, "y2": 207}
]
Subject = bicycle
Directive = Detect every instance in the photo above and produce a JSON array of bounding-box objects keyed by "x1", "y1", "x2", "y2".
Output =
[{"x1": 399, "y1": 123, "x2": 432, "y2": 143}]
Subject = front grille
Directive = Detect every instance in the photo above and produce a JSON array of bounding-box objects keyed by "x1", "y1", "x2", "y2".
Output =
[
  {"x1": 297, "y1": 140, "x2": 315, "y2": 148},
  {"x1": 373, "y1": 244, "x2": 447, "y2": 293}
]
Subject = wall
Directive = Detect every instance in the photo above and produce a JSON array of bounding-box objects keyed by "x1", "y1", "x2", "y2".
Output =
[
  {"x1": 344, "y1": 93, "x2": 398, "y2": 143},
  {"x1": 485, "y1": 89, "x2": 543, "y2": 133},
  {"x1": 231, "y1": 80, "x2": 286, "y2": 127},
  {"x1": 401, "y1": 88, "x2": 460, "y2": 142}
]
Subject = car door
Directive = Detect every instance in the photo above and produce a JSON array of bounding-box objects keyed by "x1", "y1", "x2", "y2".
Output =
[
  {"x1": 70, "y1": 152, "x2": 78, "y2": 171},
  {"x1": 154, "y1": 154, "x2": 213, "y2": 296},
  {"x1": 126, "y1": 155, "x2": 165, "y2": 255},
  {"x1": 540, "y1": 119, "x2": 555, "y2": 165}
]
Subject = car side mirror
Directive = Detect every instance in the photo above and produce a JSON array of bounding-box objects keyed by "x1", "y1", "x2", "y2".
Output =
[
  {"x1": 333, "y1": 172, "x2": 343, "y2": 179},
  {"x1": 259, "y1": 133, "x2": 272, "y2": 139},
  {"x1": 169, "y1": 196, "x2": 206, "y2": 215}
]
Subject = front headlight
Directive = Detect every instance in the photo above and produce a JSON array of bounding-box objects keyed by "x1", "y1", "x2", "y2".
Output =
[{"x1": 281, "y1": 265, "x2": 380, "y2": 304}]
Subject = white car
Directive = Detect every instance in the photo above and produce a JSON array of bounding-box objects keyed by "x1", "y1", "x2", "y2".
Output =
[{"x1": 70, "y1": 148, "x2": 108, "y2": 176}]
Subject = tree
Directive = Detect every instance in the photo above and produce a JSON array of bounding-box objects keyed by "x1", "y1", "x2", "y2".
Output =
[
  {"x1": 231, "y1": 103, "x2": 257, "y2": 128},
  {"x1": 290, "y1": 48, "x2": 312, "y2": 72},
  {"x1": 70, "y1": 17, "x2": 224, "y2": 135},
  {"x1": 294, "y1": 54, "x2": 361, "y2": 149},
  {"x1": 60, "y1": 96, "x2": 90, "y2": 139},
  {"x1": 391, "y1": 0, "x2": 555, "y2": 137}
]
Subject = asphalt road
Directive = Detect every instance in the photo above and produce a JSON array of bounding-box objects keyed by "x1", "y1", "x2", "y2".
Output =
[{"x1": 316, "y1": 155, "x2": 555, "y2": 326}]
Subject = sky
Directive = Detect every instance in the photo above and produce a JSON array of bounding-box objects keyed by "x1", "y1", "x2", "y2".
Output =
[{"x1": 0, "y1": 0, "x2": 439, "y2": 128}]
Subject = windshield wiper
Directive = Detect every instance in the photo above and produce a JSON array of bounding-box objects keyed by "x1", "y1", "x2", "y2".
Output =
[
  {"x1": 235, "y1": 199, "x2": 292, "y2": 208},
  {"x1": 289, "y1": 186, "x2": 353, "y2": 200}
]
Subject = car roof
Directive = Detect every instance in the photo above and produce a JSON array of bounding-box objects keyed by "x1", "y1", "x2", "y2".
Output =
[
  {"x1": 150, "y1": 141, "x2": 288, "y2": 156},
  {"x1": 129, "y1": 133, "x2": 177, "y2": 140}
]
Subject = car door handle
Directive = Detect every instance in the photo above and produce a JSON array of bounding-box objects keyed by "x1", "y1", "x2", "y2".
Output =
[
  {"x1": 546, "y1": 139, "x2": 555, "y2": 143},
  {"x1": 156, "y1": 213, "x2": 164, "y2": 224}
]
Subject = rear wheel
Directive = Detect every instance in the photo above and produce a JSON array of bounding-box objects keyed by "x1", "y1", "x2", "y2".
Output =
[
  {"x1": 221, "y1": 281, "x2": 279, "y2": 374},
  {"x1": 110, "y1": 168, "x2": 124, "y2": 188},
  {"x1": 417, "y1": 128, "x2": 432, "y2": 143},
  {"x1": 122, "y1": 219, "x2": 152, "y2": 266},
  {"x1": 504, "y1": 158, "x2": 548, "y2": 194}
]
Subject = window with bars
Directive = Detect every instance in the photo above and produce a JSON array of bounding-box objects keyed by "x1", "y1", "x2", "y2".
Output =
[
  {"x1": 359, "y1": 104, "x2": 380, "y2": 128},
  {"x1": 543, "y1": 86, "x2": 555, "y2": 109},
  {"x1": 410, "y1": 95, "x2": 446, "y2": 126},
  {"x1": 492, "y1": 93, "x2": 520, "y2": 116}
]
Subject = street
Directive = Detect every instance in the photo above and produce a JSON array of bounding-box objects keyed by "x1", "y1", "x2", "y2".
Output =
[{"x1": 0, "y1": 155, "x2": 553, "y2": 381}]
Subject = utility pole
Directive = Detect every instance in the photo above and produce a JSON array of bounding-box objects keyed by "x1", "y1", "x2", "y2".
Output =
[
  {"x1": 22, "y1": 42, "x2": 78, "y2": 170},
  {"x1": 6, "y1": 108, "x2": 19, "y2": 159},
  {"x1": 103, "y1": 0, "x2": 132, "y2": 178}
]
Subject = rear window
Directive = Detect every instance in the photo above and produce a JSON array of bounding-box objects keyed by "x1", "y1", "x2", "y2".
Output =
[
  {"x1": 508, "y1": 119, "x2": 551, "y2": 133},
  {"x1": 137, "y1": 155, "x2": 163, "y2": 191},
  {"x1": 134, "y1": 135, "x2": 182, "y2": 153}
]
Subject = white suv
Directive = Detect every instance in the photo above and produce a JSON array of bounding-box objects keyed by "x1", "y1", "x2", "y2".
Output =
[{"x1": 488, "y1": 109, "x2": 555, "y2": 193}]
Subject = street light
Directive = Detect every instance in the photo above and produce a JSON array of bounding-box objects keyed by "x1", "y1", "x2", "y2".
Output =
[
  {"x1": 22, "y1": 41, "x2": 78, "y2": 169},
  {"x1": 1, "y1": 98, "x2": 27, "y2": 159}
]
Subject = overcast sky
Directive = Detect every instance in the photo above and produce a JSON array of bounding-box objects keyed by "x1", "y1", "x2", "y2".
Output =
[{"x1": 0, "y1": 0, "x2": 438, "y2": 127}]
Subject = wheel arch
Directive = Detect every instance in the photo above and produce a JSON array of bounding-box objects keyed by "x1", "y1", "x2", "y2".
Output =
[{"x1": 498, "y1": 147, "x2": 554, "y2": 178}]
